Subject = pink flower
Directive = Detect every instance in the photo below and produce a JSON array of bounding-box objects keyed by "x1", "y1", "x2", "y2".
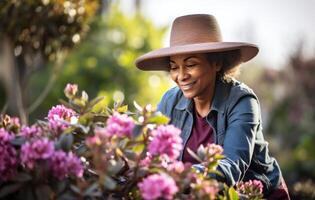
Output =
[
  {"x1": 10, "y1": 117, "x2": 20, "y2": 127},
  {"x1": 236, "y1": 179, "x2": 264, "y2": 198},
  {"x1": 202, "y1": 180, "x2": 219, "y2": 199},
  {"x1": 148, "y1": 125, "x2": 182, "y2": 161},
  {"x1": 105, "y1": 112, "x2": 135, "y2": 137},
  {"x1": 20, "y1": 125, "x2": 42, "y2": 138},
  {"x1": 139, "y1": 153, "x2": 153, "y2": 167},
  {"x1": 64, "y1": 83, "x2": 78, "y2": 99},
  {"x1": 86, "y1": 127, "x2": 110, "y2": 147},
  {"x1": 50, "y1": 151, "x2": 69, "y2": 180},
  {"x1": 206, "y1": 143, "x2": 223, "y2": 156},
  {"x1": 20, "y1": 138, "x2": 55, "y2": 169},
  {"x1": 66, "y1": 152, "x2": 84, "y2": 178},
  {"x1": 138, "y1": 173, "x2": 178, "y2": 200},
  {"x1": 166, "y1": 161, "x2": 185, "y2": 174},
  {"x1": 0, "y1": 128, "x2": 17, "y2": 181},
  {"x1": 50, "y1": 151, "x2": 83, "y2": 180},
  {"x1": 47, "y1": 105, "x2": 77, "y2": 133}
]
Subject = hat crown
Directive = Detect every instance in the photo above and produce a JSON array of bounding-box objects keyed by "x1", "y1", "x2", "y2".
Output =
[{"x1": 170, "y1": 14, "x2": 222, "y2": 46}]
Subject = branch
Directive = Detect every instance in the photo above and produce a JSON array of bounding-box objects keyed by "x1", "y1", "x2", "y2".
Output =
[{"x1": 27, "y1": 53, "x2": 65, "y2": 114}]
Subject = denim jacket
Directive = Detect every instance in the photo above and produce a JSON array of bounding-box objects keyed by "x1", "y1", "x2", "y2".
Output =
[{"x1": 157, "y1": 78, "x2": 282, "y2": 195}]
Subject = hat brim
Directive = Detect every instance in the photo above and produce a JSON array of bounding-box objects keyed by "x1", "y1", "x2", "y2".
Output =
[{"x1": 135, "y1": 42, "x2": 259, "y2": 71}]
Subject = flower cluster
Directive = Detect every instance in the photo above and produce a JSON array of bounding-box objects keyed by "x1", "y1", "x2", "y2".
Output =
[
  {"x1": 20, "y1": 138, "x2": 55, "y2": 169},
  {"x1": 138, "y1": 173, "x2": 179, "y2": 200},
  {"x1": 50, "y1": 151, "x2": 83, "y2": 180},
  {"x1": 105, "y1": 111, "x2": 135, "y2": 137},
  {"x1": 0, "y1": 128, "x2": 17, "y2": 181},
  {"x1": 20, "y1": 137, "x2": 83, "y2": 179},
  {"x1": 47, "y1": 104, "x2": 78, "y2": 133},
  {"x1": 148, "y1": 125, "x2": 182, "y2": 161},
  {"x1": 0, "y1": 83, "x2": 265, "y2": 200},
  {"x1": 20, "y1": 125, "x2": 43, "y2": 138},
  {"x1": 236, "y1": 179, "x2": 264, "y2": 199}
]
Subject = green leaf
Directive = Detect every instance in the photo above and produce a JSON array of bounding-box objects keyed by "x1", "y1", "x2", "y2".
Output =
[
  {"x1": 197, "y1": 144, "x2": 206, "y2": 160},
  {"x1": 117, "y1": 105, "x2": 128, "y2": 113},
  {"x1": 147, "y1": 114, "x2": 170, "y2": 125},
  {"x1": 107, "y1": 159, "x2": 125, "y2": 175},
  {"x1": 58, "y1": 133, "x2": 74, "y2": 152},
  {"x1": 10, "y1": 136, "x2": 26, "y2": 146},
  {"x1": 124, "y1": 149, "x2": 137, "y2": 160},
  {"x1": 132, "y1": 143, "x2": 145, "y2": 154},
  {"x1": 228, "y1": 187, "x2": 240, "y2": 200},
  {"x1": 132, "y1": 124, "x2": 143, "y2": 138},
  {"x1": 187, "y1": 147, "x2": 203, "y2": 163},
  {"x1": 13, "y1": 172, "x2": 32, "y2": 182},
  {"x1": 83, "y1": 183, "x2": 99, "y2": 196},
  {"x1": 35, "y1": 184, "x2": 51, "y2": 200},
  {"x1": 0, "y1": 183, "x2": 22, "y2": 198},
  {"x1": 88, "y1": 96, "x2": 105, "y2": 108},
  {"x1": 76, "y1": 144, "x2": 88, "y2": 156},
  {"x1": 103, "y1": 175, "x2": 117, "y2": 190},
  {"x1": 59, "y1": 99, "x2": 75, "y2": 110}
]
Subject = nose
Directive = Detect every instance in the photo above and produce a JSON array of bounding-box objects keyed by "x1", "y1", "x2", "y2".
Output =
[{"x1": 178, "y1": 66, "x2": 189, "y2": 81}]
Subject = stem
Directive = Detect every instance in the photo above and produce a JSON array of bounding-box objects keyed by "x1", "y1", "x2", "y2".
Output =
[{"x1": 27, "y1": 53, "x2": 65, "y2": 114}]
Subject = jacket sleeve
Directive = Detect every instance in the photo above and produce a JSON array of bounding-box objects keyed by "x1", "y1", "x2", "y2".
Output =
[{"x1": 217, "y1": 95, "x2": 260, "y2": 186}]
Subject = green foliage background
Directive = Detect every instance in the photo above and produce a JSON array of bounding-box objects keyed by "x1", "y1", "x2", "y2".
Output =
[{"x1": 27, "y1": 3, "x2": 172, "y2": 121}]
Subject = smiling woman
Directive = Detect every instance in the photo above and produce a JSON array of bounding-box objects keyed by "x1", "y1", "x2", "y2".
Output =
[{"x1": 135, "y1": 14, "x2": 290, "y2": 199}]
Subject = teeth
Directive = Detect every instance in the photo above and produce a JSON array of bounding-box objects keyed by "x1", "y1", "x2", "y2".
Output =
[{"x1": 181, "y1": 82, "x2": 195, "y2": 90}]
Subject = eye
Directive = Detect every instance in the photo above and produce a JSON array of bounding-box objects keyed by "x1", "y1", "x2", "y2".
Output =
[
  {"x1": 186, "y1": 63, "x2": 197, "y2": 68},
  {"x1": 169, "y1": 63, "x2": 178, "y2": 70}
]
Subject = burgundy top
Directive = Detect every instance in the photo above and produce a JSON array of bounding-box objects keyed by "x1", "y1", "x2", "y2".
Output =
[{"x1": 182, "y1": 110, "x2": 214, "y2": 164}]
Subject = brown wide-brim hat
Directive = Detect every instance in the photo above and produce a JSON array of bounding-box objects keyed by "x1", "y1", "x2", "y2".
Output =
[{"x1": 135, "y1": 14, "x2": 259, "y2": 71}]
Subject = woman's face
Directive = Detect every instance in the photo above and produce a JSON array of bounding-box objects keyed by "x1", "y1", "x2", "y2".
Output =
[{"x1": 169, "y1": 53, "x2": 220, "y2": 100}]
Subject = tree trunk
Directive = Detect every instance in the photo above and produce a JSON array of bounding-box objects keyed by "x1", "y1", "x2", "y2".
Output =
[{"x1": 0, "y1": 36, "x2": 28, "y2": 124}]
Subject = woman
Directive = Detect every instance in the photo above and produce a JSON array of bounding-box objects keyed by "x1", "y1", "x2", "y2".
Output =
[{"x1": 135, "y1": 14, "x2": 289, "y2": 199}]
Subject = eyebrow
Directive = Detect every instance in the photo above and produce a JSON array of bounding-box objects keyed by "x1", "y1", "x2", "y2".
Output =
[{"x1": 169, "y1": 56, "x2": 198, "y2": 63}]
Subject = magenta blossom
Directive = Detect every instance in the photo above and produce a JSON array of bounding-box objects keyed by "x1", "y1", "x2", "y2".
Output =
[
  {"x1": 148, "y1": 125, "x2": 182, "y2": 161},
  {"x1": 10, "y1": 117, "x2": 20, "y2": 127},
  {"x1": 50, "y1": 151, "x2": 83, "y2": 180},
  {"x1": 66, "y1": 152, "x2": 84, "y2": 177},
  {"x1": 139, "y1": 153, "x2": 153, "y2": 167},
  {"x1": 64, "y1": 83, "x2": 78, "y2": 99},
  {"x1": 166, "y1": 161, "x2": 185, "y2": 174},
  {"x1": 105, "y1": 112, "x2": 135, "y2": 137},
  {"x1": 0, "y1": 128, "x2": 17, "y2": 181},
  {"x1": 236, "y1": 179, "x2": 264, "y2": 198},
  {"x1": 20, "y1": 138, "x2": 55, "y2": 169},
  {"x1": 20, "y1": 125, "x2": 42, "y2": 138},
  {"x1": 205, "y1": 143, "x2": 223, "y2": 156},
  {"x1": 47, "y1": 105, "x2": 77, "y2": 133},
  {"x1": 138, "y1": 173, "x2": 178, "y2": 200}
]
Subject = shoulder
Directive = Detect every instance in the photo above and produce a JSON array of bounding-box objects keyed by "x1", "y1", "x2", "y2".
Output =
[
  {"x1": 225, "y1": 79, "x2": 260, "y2": 115},
  {"x1": 229, "y1": 78, "x2": 257, "y2": 99}
]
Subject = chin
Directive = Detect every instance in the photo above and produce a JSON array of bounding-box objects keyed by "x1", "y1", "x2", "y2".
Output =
[{"x1": 182, "y1": 91, "x2": 195, "y2": 99}]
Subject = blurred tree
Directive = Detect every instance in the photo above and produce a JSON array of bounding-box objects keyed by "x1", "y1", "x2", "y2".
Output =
[
  {"x1": 0, "y1": 0, "x2": 99, "y2": 124},
  {"x1": 262, "y1": 46, "x2": 315, "y2": 199},
  {"x1": 27, "y1": 2, "x2": 170, "y2": 122},
  {"x1": 239, "y1": 45, "x2": 315, "y2": 199}
]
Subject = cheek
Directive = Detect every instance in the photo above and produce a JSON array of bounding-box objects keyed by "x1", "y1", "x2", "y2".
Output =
[{"x1": 170, "y1": 72, "x2": 177, "y2": 82}]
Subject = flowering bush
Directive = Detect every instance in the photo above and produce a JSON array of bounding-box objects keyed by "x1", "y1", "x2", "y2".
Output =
[{"x1": 0, "y1": 83, "x2": 264, "y2": 200}]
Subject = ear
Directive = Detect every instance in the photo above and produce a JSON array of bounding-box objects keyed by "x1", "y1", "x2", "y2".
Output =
[{"x1": 214, "y1": 61, "x2": 222, "y2": 72}]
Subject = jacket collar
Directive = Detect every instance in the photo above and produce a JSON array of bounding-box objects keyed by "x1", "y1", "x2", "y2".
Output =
[{"x1": 175, "y1": 78, "x2": 231, "y2": 114}]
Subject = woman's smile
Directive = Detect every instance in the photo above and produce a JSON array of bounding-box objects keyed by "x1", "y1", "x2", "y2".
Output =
[{"x1": 180, "y1": 81, "x2": 197, "y2": 91}]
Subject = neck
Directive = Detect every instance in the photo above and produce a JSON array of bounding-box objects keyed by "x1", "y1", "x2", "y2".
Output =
[{"x1": 193, "y1": 90, "x2": 214, "y2": 118}]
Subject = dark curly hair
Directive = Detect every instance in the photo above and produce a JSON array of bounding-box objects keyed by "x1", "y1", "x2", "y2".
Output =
[{"x1": 206, "y1": 49, "x2": 242, "y2": 81}]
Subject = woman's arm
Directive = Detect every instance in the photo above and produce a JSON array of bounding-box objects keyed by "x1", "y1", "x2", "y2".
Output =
[{"x1": 218, "y1": 95, "x2": 260, "y2": 186}]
